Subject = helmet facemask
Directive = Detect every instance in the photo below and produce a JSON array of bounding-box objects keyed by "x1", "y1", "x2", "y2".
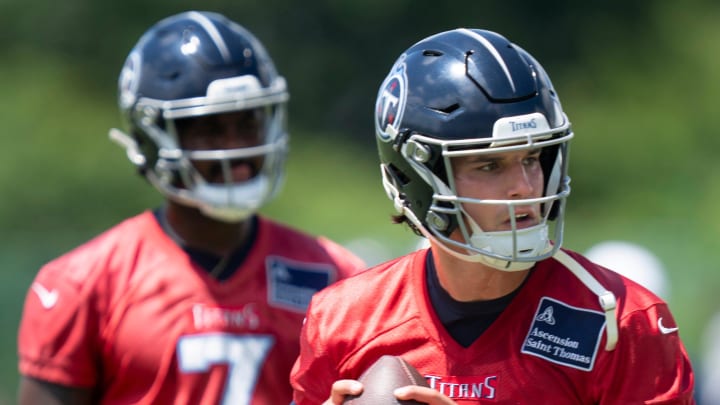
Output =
[
  {"x1": 384, "y1": 113, "x2": 572, "y2": 271},
  {"x1": 139, "y1": 84, "x2": 287, "y2": 223}
]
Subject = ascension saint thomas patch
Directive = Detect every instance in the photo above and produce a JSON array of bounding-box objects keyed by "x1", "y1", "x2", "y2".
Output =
[
  {"x1": 266, "y1": 256, "x2": 334, "y2": 313},
  {"x1": 521, "y1": 297, "x2": 606, "y2": 371}
]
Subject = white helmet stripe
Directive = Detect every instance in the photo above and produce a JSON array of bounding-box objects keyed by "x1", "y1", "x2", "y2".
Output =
[
  {"x1": 187, "y1": 11, "x2": 232, "y2": 63},
  {"x1": 457, "y1": 28, "x2": 516, "y2": 92}
]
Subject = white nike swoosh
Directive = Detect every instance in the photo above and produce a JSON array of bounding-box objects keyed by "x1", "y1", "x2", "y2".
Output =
[
  {"x1": 31, "y1": 282, "x2": 59, "y2": 309},
  {"x1": 658, "y1": 317, "x2": 679, "y2": 335}
]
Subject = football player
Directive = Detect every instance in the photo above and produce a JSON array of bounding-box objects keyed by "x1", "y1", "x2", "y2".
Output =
[
  {"x1": 291, "y1": 28, "x2": 695, "y2": 404},
  {"x1": 18, "y1": 11, "x2": 364, "y2": 405}
]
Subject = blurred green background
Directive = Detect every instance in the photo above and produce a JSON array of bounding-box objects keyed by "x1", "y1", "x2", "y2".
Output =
[{"x1": 2, "y1": 0, "x2": 719, "y2": 402}]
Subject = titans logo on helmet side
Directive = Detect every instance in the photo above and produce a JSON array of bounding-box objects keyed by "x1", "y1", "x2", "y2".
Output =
[
  {"x1": 375, "y1": 57, "x2": 408, "y2": 143},
  {"x1": 118, "y1": 51, "x2": 141, "y2": 110}
]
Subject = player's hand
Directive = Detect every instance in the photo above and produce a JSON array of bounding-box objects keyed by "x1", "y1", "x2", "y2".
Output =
[
  {"x1": 395, "y1": 385, "x2": 457, "y2": 405},
  {"x1": 321, "y1": 379, "x2": 363, "y2": 405}
]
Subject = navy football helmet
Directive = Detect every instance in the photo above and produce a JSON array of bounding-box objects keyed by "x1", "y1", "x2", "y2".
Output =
[
  {"x1": 110, "y1": 11, "x2": 289, "y2": 222},
  {"x1": 375, "y1": 28, "x2": 573, "y2": 271}
]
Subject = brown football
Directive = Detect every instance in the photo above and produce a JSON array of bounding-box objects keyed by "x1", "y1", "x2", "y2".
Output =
[{"x1": 342, "y1": 355, "x2": 430, "y2": 405}]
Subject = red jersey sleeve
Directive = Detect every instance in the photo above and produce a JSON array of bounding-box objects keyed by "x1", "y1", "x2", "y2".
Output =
[
  {"x1": 595, "y1": 301, "x2": 695, "y2": 404},
  {"x1": 18, "y1": 256, "x2": 102, "y2": 387},
  {"x1": 290, "y1": 298, "x2": 338, "y2": 405}
]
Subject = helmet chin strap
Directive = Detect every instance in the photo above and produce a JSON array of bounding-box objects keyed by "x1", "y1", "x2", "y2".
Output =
[
  {"x1": 552, "y1": 249, "x2": 618, "y2": 351},
  {"x1": 192, "y1": 176, "x2": 270, "y2": 222},
  {"x1": 435, "y1": 238, "x2": 537, "y2": 271},
  {"x1": 465, "y1": 212, "x2": 552, "y2": 271}
]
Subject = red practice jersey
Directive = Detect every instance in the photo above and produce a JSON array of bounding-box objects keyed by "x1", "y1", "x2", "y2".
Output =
[
  {"x1": 18, "y1": 211, "x2": 365, "y2": 405},
  {"x1": 291, "y1": 248, "x2": 695, "y2": 404}
]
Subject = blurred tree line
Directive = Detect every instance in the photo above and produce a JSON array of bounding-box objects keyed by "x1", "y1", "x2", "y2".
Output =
[
  {"x1": 1, "y1": 0, "x2": 720, "y2": 401},
  {"x1": 2, "y1": 0, "x2": 683, "y2": 140}
]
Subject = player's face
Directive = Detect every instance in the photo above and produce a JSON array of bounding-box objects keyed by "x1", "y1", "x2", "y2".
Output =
[
  {"x1": 451, "y1": 148, "x2": 544, "y2": 233},
  {"x1": 175, "y1": 109, "x2": 266, "y2": 184}
]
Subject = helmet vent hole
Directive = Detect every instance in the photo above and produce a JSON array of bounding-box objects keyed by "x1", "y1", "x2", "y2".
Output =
[
  {"x1": 432, "y1": 103, "x2": 460, "y2": 115},
  {"x1": 442, "y1": 104, "x2": 459, "y2": 114},
  {"x1": 422, "y1": 49, "x2": 444, "y2": 57},
  {"x1": 387, "y1": 164, "x2": 411, "y2": 186},
  {"x1": 162, "y1": 71, "x2": 181, "y2": 81}
]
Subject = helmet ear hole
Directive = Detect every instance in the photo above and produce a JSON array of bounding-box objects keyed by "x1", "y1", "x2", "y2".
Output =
[
  {"x1": 381, "y1": 164, "x2": 409, "y2": 213},
  {"x1": 386, "y1": 163, "x2": 411, "y2": 187}
]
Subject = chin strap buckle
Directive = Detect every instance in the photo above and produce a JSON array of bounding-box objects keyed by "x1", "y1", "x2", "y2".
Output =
[
  {"x1": 553, "y1": 249, "x2": 619, "y2": 351},
  {"x1": 598, "y1": 291, "x2": 618, "y2": 350}
]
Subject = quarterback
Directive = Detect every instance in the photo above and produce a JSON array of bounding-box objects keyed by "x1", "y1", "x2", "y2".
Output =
[
  {"x1": 18, "y1": 11, "x2": 364, "y2": 405},
  {"x1": 291, "y1": 28, "x2": 695, "y2": 404}
]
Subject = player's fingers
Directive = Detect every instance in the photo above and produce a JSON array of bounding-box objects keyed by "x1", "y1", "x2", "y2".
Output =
[
  {"x1": 322, "y1": 380, "x2": 363, "y2": 405},
  {"x1": 394, "y1": 385, "x2": 457, "y2": 405}
]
